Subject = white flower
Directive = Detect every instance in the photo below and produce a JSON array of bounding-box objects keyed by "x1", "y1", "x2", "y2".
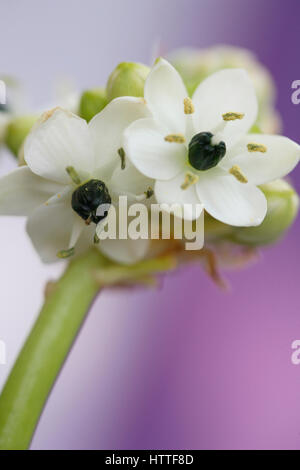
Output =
[
  {"x1": 0, "y1": 99, "x2": 152, "y2": 264},
  {"x1": 123, "y1": 58, "x2": 300, "y2": 226}
]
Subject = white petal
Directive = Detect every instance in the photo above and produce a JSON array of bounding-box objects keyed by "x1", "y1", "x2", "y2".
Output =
[
  {"x1": 109, "y1": 162, "x2": 153, "y2": 202},
  {"x1": 89, "y1": 97, "x2": 151, "y2": 169},
  {"x1": 69, "y1": 216, "x2": 85, "y2": 248},
  {"x1": 123, "y1": 118, "x2": 186, "y2": 180},
  {"x1": 0, "y1": 166, "x2": 64, "y2": 216},
  {"x1": 26, "y1": 194, "x2": 84, "y2": 263},
  {"x1": 144, "y1": 58, "x2": 188, "y2": 134},
  {"x1": 192, "y1": 69, "x2": 258, "y2": 145},
  {"x1": 222, "y1": 134, "x2": 300, "y2": 185},
  {"x1": 99, "y1": 237, "x2": 150, "y2": 265},
  {"x1": 24, "y1": 108, "x2": 95, "y2": 184},
  {"x1": 155, "y1": 172, "x2": 204, "y2": 220},
  {"x1": 196, "y1": 167, "x2": 267, "y2": 226}
]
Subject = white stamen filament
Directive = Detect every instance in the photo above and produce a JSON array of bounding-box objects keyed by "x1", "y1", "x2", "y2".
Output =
[
  {"x1": 44, "y1": 187, "x2": 71, "y2": 206},
  {"x1": 212, "y1": 112, "x2": 244, "y2": 146},
  {"x1": 211, "y1": 121, "x2": 227, "y2": 145}
]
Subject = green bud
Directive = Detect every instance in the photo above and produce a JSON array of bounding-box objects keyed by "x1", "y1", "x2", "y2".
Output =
[
  {"x1": 78, "y1": 88, "x2": 107, "y2": 122},
  {"x1": 230, "y1": 179, "x2": 299, "y2": 246},
  {"x1": 4, "y1": 114, "x2": 37, "y2": 157},
  {"x1": 204, "y1": 213, "x2": 234, "y2": 242},
  {"x1": 106, "y1": 62, "x2": 150, "y2": 102}
]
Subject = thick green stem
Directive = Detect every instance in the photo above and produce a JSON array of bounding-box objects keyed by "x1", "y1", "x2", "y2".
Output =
[{"x1": 0, "y1": 249, "x2": 105, "y2": 450}]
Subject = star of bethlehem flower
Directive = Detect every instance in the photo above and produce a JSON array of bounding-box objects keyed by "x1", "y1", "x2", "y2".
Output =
[
  {"x1": 0, "y1": 99, "x2": 152, "y2": 264},
  {"x1": 123, "y1": 58, "x2": 300, "y2": 226}
]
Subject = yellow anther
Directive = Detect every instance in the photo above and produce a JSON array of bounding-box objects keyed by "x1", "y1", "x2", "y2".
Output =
[
  {"x1": 184, "y1": 97, "x2": 195, "y2": 114},
  {"x1": 181, "y1": 172, "x2": 199, "y2": 190},
  {"x1": 222, "y1": 112, "x2": 245, "y2": 121},
  {"x1": 66, "y1": 166, "x2": 81, "y2": 185},
  {"x1": 247, "y1": 142, "x2": 267, "y2": 153},
  {"x1": 229, "y1": 165, "x2": 248, "y2": 183},
  {"x1": 57, "y1": 247, "x2": 75, "y2": 259},
  {"x1": 118, "y1": 147, "x2": 126, "y2": 169},
  {"x1": 145, "y1": 187, "x2": 154, "y2": 199},
  {"x1": 164, "y1": 133, "x2": 186, "y2": 143}
]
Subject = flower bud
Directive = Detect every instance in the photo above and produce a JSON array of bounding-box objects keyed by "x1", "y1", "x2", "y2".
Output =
[
  {"x1": 4, "y1": 114, "x2": 37, "y2": 157},
  {"x1": 78, "y1": 88, "x2": 107, "y2": 122},
  {"x1": 0, "y1": 113, "x2": 9, "y2": 144},
  {"x1": 230, "y1": 179, "x2": 299, "y2": 246},
  {"x1": 106, "y1": 62, "x2": 150, "y2": 101}
]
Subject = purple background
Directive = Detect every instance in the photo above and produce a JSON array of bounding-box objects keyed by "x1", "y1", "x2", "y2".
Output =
[{"x1": 1, "y1": 0, "x2": 300, "y2": 450}]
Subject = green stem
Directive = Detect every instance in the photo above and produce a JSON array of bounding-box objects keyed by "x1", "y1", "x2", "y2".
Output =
[{"x1": 0, "y1": 248, "x2": 105, "y2": 450}]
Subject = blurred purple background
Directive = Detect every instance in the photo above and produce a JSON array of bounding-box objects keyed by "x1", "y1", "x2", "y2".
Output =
[{"x1": 1, "y1": 0, "x2": 300, "y2": 450}]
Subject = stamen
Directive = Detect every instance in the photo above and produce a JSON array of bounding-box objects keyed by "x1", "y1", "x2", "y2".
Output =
[
  {"x1": 247, "y1": 142, "x2": 267, "y2": 153},
  {"x1": 164, "y1": 133, "x2": 186, "y2": 143},
  {"x1": 229, "y1": 165, "x2": 248, "y2": 183},
  {"x1": 222, "y1": 112, "x2": 244, "y2": 121},
  {"x1": 118, "y1": 147, "x2": 126, "y2": 169},
  {"x1": 57, "y1": 247, "x2": 75, "y2": 259},
  {"x1": 94, "y1": 233, "x2": 100, "y2": 244},
  {"x1": 66, "y1": 166, "x2": 81, "y2": 185},
  {"x1": 184, "y1": 97, "x2": 195, "y2": 114},
  {"x1": 136, "y1": 187, "x2": 154, "y2": 201},
  {"x1": 181, "y1": 172, "x2": 199, "y2": 190},
  {"x1": 145, "y1": 187, "x2": 154, "y2": 199}
]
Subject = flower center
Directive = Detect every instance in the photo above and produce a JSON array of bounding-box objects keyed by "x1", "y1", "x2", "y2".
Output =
[
  {"x1": 71, "y1": 179, "x2": 111, "y2": 224},
  {"x1": 188, "y1": 132, "x2": 226, "y2": 171}
]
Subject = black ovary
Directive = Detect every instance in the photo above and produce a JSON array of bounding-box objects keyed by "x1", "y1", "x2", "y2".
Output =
[
  {"x1": 188, "y1": 132, "x2": 226, "y2": 171},
  {"x1": 71, "y1": 179, "x2": 111, "y2": 224}
]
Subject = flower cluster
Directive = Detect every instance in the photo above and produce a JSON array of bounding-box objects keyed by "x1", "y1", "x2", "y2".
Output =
[{"x1": 0, "y1": 56, "x2": 299, "y2": 267}]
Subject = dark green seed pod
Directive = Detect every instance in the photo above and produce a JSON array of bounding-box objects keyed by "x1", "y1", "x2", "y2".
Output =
[
  {"x1": 188, "y1": 132, "x2": 226, "y2": 171},
  {"x1": 71, "y1": 179, "x2": 111, "y2": 224}
]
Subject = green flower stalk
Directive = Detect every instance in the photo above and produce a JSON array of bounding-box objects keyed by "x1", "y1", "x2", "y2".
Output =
[
  {"x1": 106, "y1": 62, "x2": 150, "y2": 101},
  {"x1": 79, "y1": 88, "x2": 107, "y2": 122},
  {"x1": 0, "y1": 249, "x2": 176, "y2": 449},
  {"x1": 0, "y1": 250, "x2": 104, "y2": 450}
]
